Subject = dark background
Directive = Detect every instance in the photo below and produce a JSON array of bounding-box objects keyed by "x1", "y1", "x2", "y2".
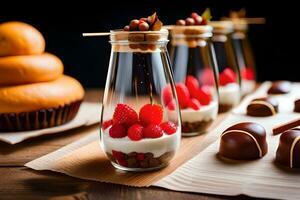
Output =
[{"x1": 1, "y1": 0, "x2": 298, "y2": 88}]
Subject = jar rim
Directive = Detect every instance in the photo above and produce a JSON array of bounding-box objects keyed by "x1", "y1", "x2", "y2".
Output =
[
  {"x1": 208, "y1": 21, "x2": 234, "y2": 34},
  {"x1": 109, "y1": 28, "x2": 169, "y2": 44},
  {"x1": 110, "y1": 28, "x2": 169, "y2": 35},
  {"x1": 169, "y1": 25, "x2": 213, "y2": 38}
]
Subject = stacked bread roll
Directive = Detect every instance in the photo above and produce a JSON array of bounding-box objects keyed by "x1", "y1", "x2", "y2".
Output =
[{"x1": 0, "y1": 21, "x2": 84, "y2": 132}]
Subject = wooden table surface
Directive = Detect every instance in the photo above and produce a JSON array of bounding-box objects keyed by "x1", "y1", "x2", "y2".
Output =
[{"x1": 0, "y1": 89, "x2": 258, "y2": 200}]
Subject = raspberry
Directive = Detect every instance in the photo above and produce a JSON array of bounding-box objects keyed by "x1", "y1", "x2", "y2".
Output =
[
  {"x1": 185, "y1": 75, "x2": 199, "y2": 98},
  {"x1": 102, "y1": 119, "x2": 112, "y2": 130},
  {"x1": 175, "y1": 83, "x2": 190, "y2": 109},
  {"x1": 138, "y1": 21, "x2": 149, "y2": 31},
  {"x1": 162, "y1": 85, "x2": 173, "y2": 106},
  {"x1": 112, "y1": 150, "x2": 125, "y2": 160},
  {"x1": 191, "y1": 12, "x2": 199, "y2": 19},
  {"x1": 160, "y1": 121, "x2": 177, "y2": 135},
  {"x1": 194, "y1": 16, "x2": 203, "y2": 25},
  {"x1": 199, "y1": 68, "x2": 215, "y2": 86},
  {"x1": 241, "y1": 68, "x2": 255, "y2": 80},
  {"x1": 137, "y1": 153, "x2": 145, "y2": 161},
  {"x1": 167, "y1": 99, "x2": 176, "y2": 111},
  {"x1": 188, "y1": 98, "x2": 201, "y2": 110},
  {"x1": 113, "y1": 104, "x2": 138, "y2": 127},
  {"x1": 200, "y1": 18, "x2": 207, "y2": 25},
  {"x1": 127, "y1": 124, "x2": 143, "y2": 141},
  {"x1": 143, "y1": 124, "x2": 163, "y2": 138},
  {"x1": 219, "y1": 68, "x2": 236, "y2": 86},
  {"x1": 139, "y1": 104, "x2": 163, "y2": 126},
  {"x1": 185, "y1": 17, "x2": 195, "y2": 25},
  {"x1": 194, "y1": 86, "x2": 212, "y2": 105},
  {"x1": 109, "y1": 124, "x2": 127, "y2": 138}
]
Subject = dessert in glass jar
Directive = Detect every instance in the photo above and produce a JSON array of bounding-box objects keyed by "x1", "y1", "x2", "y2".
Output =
[
  {"x1": 209, "y1": 20, "x2": 241, "y2": 113},
  {"x1": 169, "y1": 11, "x2": 219, "y2": 136},
  {"x1": 100, "y1": 13, "x2": 181, "y2": 171},
  {"x1": 231, "y1": 19, "x2": 256, "y2": 95}
]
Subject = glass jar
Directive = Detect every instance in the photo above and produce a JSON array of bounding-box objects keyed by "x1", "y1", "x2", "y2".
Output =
[
  {"x1": 100, "y1": 29, "x2": 181, "y2": 172},
  {"x1": 231, "y1": 19, "x2": 256, "y2": 95},
  {"x1": 169, "y1": 26, "x2": 219, "y2": 136},
  {"x1": 210, "y1": 21, "x2": 241, "y2": 113}
]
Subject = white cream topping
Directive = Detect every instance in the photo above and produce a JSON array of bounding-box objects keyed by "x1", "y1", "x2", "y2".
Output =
[
  {"x1": 242, "y1": 80, "x2": 256, "y2": 95},
  {"x1": 167, "y1": 101, "x2": 218, "y2": 123},
  {"x1": 101, "y1": 129, "x2": 180, "y2": 157},
  {"x1": 219, "y1": 83, "x2": 241, "y2": 106}
]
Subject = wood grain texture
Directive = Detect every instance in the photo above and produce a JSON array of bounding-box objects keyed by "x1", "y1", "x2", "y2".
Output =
[
  {"x1": 0, "y1": 89, "x2": 257, "y2": 199},
  {"x1": 0, "y1": 167, "x2": 257, "y2": 200}
]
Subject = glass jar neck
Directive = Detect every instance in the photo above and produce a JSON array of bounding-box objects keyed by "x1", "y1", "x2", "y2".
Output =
[
  {"x1": 212, "y1": 32, "x2": 231, "y2": 43},
  {"x1": 109, "y1": 29, "x2": 169, "y2": 52}
]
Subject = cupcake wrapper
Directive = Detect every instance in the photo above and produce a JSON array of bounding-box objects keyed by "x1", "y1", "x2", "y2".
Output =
[{"x1": 0, "y1": 100, "x2": 82, "y2": 132}]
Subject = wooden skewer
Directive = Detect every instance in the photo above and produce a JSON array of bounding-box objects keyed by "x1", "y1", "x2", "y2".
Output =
[
  {"x1": 222, "y1": 17, "x2": 266, "y2": 24},
  {"x1": 162, "y1": 25, "x2": 175, "y2": 29},
  {"x1": 82, "y1": 32, "x2": 111, "y2": 37}
]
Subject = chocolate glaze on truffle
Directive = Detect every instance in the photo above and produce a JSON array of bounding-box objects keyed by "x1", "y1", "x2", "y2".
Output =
[
  {"x1": 219, "y1": 122, "x2": 268, "y2": 160},
  {"x1": 294, "y1": 99, "x2": 300, "y2": 113},
  {"x1": 246, "y1": 97, "x2": 279, "y2": 117},
  {"x1": 267, "y1": 81, "x2": 291, "y2": 95},
  {"x1": 275, "y1": 129, "x2": 300, "y2": 168}
]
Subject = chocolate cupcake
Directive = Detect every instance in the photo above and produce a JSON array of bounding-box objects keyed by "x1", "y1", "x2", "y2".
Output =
[
  {"x1": 246, "y1": 97, "x2": 278, "y2": 117},
  {"x1": 0, "y1": 22, "x2": 84, "y2": 132}
]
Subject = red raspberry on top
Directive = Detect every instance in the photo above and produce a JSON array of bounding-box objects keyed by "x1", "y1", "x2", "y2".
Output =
[
  {"x1": 167, "y1": 99, "x2": 176, "y2": 111},
  {"x1": 113, "y1": 104, "x2": 138, "y2": 127},
  {"x1": 199, "y1": 68, "x2": 215, "y2": 86},
  {"x1": 139, "y1": 104, "x2": 163, "y2": 126},
  {"x1": 143, "y1": 124, "x2": 164, "y2": 138},
  {"x1": 185, "y1": 75, "x2": 199, "y2": 98},
  {"x1": 188, "y1": 98, "x2": 201, "y2": 110},
  {"x1": 109, "y1": 124, "x2": 127, "y2": 138},
  {"x1": 102, "y1": 119, "x2": 112, "y2": 130},
  {"x1": 127, "y1": 124, "x2": 144, "y2": 141},
  {"x1": 160, "y1": 121, "x2": 177, "y2": 135},
  {"x1": 175, "y1": 83, "x2": 190, "y2": 109},
  {"x1": 219, "y1": 68, "x2": 236, "y2": 86},
  {"x1": 194, "y1": 86, "x2": 212, "y2": 105},
  {"x1": 241, "y1": 68, "x2": 255, "y2": 80},
  {"x1": 162, "y1": 85, "x2": 173, "y2": 106}
]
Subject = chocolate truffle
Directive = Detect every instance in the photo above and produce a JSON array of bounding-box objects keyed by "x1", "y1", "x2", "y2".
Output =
[
  {"x1": 294, "y1": 99, "x2": 300, "y2": 113},
  {"x1": 219, "y1": 122, "x2": 268, "y2": 160},
  {"x1": 275, "y1": 129, "x2": 300, "y2": 168},
  {"x1": 246, "y1": 97, "x2": 278, "y2": 117},
  {"x1": 267, "y1": 81, "x2": 291, "y2": 95}
]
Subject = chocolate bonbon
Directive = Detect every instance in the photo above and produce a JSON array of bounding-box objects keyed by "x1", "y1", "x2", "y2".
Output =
[
  {"x1": 219, "y1": 122, "x2": 268, "y2": 160},
  {"x1": 246, "y1": 97, "x2": 278, "y2": 117},
  {"x1": 294, "y1": 99, "x2": 300, "y2": 113},
  {"x1": 275, "y1": 129, "x2": 300, "y2": 168},
  {"x1": 267, "y1": 81, "x2": 291, "y2": 95}
]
